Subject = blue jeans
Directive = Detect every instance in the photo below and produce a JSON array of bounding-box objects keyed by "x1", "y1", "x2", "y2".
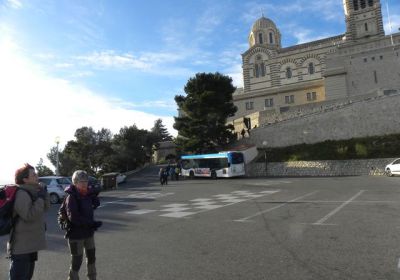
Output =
[{"x1": 9, "y1": 252, "x2": 37, "y2": 280}]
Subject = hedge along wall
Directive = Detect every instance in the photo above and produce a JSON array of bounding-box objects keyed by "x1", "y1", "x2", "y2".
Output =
[{"x1": 246, "y1": 158, "x2": 397, "y2": 177}]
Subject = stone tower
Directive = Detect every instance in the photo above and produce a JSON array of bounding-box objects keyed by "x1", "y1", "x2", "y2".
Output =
[{"x1": 343, "y1": 0, "x2": 385, "y2": 41}]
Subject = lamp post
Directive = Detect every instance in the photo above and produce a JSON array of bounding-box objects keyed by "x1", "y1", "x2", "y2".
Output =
[
  {"x1": 262, "y1": 140, "x2": 268, "y2": 176},
  {"x1": 55, "y1": 136, "x2": 60, "y2": 176}
]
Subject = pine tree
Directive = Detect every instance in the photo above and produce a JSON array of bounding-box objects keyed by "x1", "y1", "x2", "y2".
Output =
[{"x1": 173, "y1": 72, "x2": 237, "y2": 153}]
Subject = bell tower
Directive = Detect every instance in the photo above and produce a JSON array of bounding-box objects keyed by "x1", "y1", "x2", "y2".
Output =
[{"x1": 343, "y1": 0, "x2": 385, "y2": 41}]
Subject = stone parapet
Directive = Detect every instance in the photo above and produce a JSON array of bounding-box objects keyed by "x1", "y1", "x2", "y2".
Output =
[{"x1": 246, "y1": 158, "x2": 397, "y2": 177}]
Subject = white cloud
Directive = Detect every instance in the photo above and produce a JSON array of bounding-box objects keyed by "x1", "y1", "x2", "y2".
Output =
[
  {"x1": 384, "y1": 14, "x2": 400, "y2": 34},
  {"x1": 74, "y1": 50, "x2": 187, "y2": 75},
  {"x1": 0, "y1": 38, "x2": 176, "y2": 184},
  {"x1": 196, "y1": 6, "x2": 223, "y2": 34},
  {"x1": 5, "y1": 0, "x2": 22, "y2": 9},
  {"x1": 292, "y1": 29, "x2": 332, "y2": 44}
]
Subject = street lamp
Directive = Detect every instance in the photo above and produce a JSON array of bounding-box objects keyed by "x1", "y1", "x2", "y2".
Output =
[
  {"x1": 262, "y1": 140, "x2": 268, "y2": 176},
  {"x1": 55, "y1": 136, "x2": 60, "y2": 176}
]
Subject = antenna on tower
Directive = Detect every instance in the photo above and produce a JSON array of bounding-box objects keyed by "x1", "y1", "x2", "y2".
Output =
[{"x1": 386, "y1": 0, "x2": 394, "y2": 45}]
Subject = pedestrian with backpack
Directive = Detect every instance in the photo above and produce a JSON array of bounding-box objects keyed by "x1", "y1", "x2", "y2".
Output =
[
  {"x1": 63, "y1": 170, "x2": 101, "y2": 280},
  {"x1": 7, "y1": 163, "x2": 50, "y2": 280}
]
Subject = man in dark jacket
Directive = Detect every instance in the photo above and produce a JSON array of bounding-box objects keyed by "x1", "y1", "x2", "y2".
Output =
[{"x1": 64, "y1": 170, "x2": 101, "y2": 280}]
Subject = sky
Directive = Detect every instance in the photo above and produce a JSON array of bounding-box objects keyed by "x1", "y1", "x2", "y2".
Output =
[{"x1": 1, "y1": 0, "x2": 399, "y2": 184}]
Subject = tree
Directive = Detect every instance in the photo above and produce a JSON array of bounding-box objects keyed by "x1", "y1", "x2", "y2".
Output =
[
  {"x1": 36, "y1": 158, "x2": 55, "y2": 177},
  {"x1": 112, "y1": 125, "x2": 149, "y2": 172},
  {"x1": 173, "y1": 72, "x2": 237, "y2": 153},
  {"x1": 151, "y1": 119, "x2": 173, "y2": 142},
  {"x1": 47, "y1": 127, "x2": 115, "y2": 176}
]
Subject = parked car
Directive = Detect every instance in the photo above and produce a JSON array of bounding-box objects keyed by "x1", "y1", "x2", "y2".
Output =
[
  {"x1": 88, "y1": 176, "x2": 102, "y2": 194},
  {"x1": 385, "y1": 158, "x2": 400, "y2": 176},
  {"x1": 117, "y1": 173, "x2": 126, "y2": 184},
  {"x1": 38, "y1": 176, "x2": 70, "y2": 204}
]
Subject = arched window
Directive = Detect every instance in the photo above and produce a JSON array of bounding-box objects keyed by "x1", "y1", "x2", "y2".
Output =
[
  {"x1": 368, "y1": 0, "x2": 373, "y2": 7},
  {"x1": 258, "y1": 33, "x2": 263, "y2": 44},
  {"x1": 260, "y1": 63, "x2": 265, "y2": 77},
  {"x1": 360, "y1": 0, "x2": 366, "y2": 9},
  {"x1": 353, "y1": 0, "x2": 359, "y2": 10},
  {"x1": 255, "y1": 64, "x2": 260, "y2": 78},
  {"x1": 308, "y1": 62, "x2": 315, "y2": 75},
  {"x1": 286, "y1": 67, "x2": 292, "y2": 79},
  {"x1": 364, "y1": 23, "x2": 368, "y2": 31},
  {"x1": 269, "y1": 32, "x2": 274, "y2": 44}
]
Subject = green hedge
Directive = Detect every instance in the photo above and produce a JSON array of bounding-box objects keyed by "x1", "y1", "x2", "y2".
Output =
[{"x1": 257, "y1": 134, "x2": 400, "y2": 162}]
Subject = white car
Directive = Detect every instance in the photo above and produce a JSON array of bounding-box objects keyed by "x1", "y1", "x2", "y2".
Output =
[
  {"x1": 385, "y1": 159, "x2": 400, "y2": 176},
  {"x1": 38, "y1": 176, "x2": 70, "y2": 204}
]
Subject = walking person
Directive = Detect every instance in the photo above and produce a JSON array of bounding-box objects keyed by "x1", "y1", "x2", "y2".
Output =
[
  {"x1": 159, "y1": 168, "x2": 165, "y2": 185},
  {"x1": 64, "y1": 170, "x2": 101, "y2": 280},
  {"x1": 8, "y1": 163, "x2": 50, "y2": 280}
]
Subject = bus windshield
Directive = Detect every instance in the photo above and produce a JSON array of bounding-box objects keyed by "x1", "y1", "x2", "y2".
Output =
[{"x1": 229, "y1": 152, "x2": 244, "y2": 164}]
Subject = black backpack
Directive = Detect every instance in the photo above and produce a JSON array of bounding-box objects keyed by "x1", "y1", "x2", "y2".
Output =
[
  {"x1": 0, "y1": 185, "x2": 32, "y2": 236},
  {"x1": 57, "y1": 193, "x2": 79, "y2": 231}
]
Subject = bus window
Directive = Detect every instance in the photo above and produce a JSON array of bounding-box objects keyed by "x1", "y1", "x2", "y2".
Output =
[
  {"x1": 181, "y1": 160, "x2": 191, "y2": 169},
  {"x1": 230, "y1": 153, "x2": 244, "y2": 164}
]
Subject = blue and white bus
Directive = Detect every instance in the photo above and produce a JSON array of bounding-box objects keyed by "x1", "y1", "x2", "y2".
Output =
[{"x1": 180, "y1": 152, "x2": 245, "y2": 179}]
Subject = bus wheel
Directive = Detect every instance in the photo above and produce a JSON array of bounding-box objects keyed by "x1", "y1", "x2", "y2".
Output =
[
  {"x1": 211, "y1": 171, "x2": 217, "y2": 179},
  {"x1": 189, "y1": 171, "x2": 194, "y2": 179}
]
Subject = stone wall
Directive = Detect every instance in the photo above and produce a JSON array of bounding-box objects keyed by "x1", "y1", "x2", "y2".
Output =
[
  {"x1": 246, "y1": 158, "x2": 396, "y2": 177},
  {"x1": 246, "y1": 93, "x2": 400, "y2": 148}
]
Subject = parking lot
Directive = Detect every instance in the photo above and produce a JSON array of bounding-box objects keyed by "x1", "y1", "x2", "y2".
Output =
[{"x1": 1, "y1": 173, "x2": 400, "y2": 279}]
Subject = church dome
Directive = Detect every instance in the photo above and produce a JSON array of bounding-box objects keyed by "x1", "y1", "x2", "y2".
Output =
[
  {"x1": 248, "y1": 16, "x2": 281, "y2": 49},
  {"x1": 251, "y1": 16, "x2": 278, "y2": 32}
]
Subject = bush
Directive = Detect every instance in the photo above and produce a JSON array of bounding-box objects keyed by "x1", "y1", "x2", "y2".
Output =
[{"x1": 258, "y1": 133, "x2": 400, "y2": 162}]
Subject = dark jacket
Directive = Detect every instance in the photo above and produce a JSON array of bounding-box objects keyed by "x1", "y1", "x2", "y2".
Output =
[{"x1": 64, "y1": 185, "x2": 100, "y2": 240}]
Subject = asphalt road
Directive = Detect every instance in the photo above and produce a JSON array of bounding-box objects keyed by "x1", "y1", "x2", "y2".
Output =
[{"x1": 2, "y1": 167, "x2": 400, "y2": 279}]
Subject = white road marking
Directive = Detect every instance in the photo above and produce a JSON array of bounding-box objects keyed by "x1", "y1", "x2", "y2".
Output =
[
  {"x1": 159, "y1": 212, "x2": 197, "y2": 218},
  {"x1": 234, "y1": 191, "x2": 319, "y2": 222},
  {"x1": 161, "y1": 203, "x2": 189, "y2": 208},
  {"x1": 190, "y1": 198, "x2": 214, "y2": 202},
  {"x1": 126, "y1": 209, "x2": 157, "y2": 215},
  {"x1": 97, "y1": 200, "x2": 125, "y2": 208},
  {"x1": 194, "y1": 205, "x2": 224, "y2": 210},
  {"x1": 160, "y1": 207, "x2": 191, "y2": 212},
  {"x1": 312, "y1": 190, "x2": 365, "y2": 225}
]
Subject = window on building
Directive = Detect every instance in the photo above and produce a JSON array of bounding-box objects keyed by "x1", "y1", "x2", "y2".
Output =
[
  {"x1": 286, "y1": 67, "x2": 292, "y2": 79},
  {"x1": 260, "y1": 63, "x2": 265, "y2": 77},
  {"x1": 308, "y1": 62, "x2": 315, "y2": 75},
  {"x1": 269, "y1": 32, "x2": 274, "y2": 44},
  {"x1": 374, "y1": 70, "x2": 378, "y2": 84},
  {"x1": 364, "y1": 58, "x2": 367, "y2": 62},
  {"x1": 258, "y1": 33, "x2": 263, "y2": 44},
  {"x1": 285, "y1": 95, "x2": 295, "y2": 104},
  {"x1": 265, "y1": 98, "x2": 273, "y2": 107},
  {"x1": 245, "y1": 101, "x2": 254, "y2": 110},
  {"x1": 368, "y1": 0, "x2": 373, "y2": 7},
  {"x1": 307, "y1": 92, "x2": 317, "y2": 101},
  {"x1": 380, "y1": 55, "x2": 383, "y2": 60},
  {"x1": 255, "y1": 64, "x2": 260, "y2": 78},
  {"x1": 360, "y1": 0, "x2": 366, "y2": 9},
  {"x1": 365, "y1": 23, "x2": 368, "y2": 32},
  {"x1": 353, "y1": 0, "x2": 359, "y2": 10},
  {"x1": 371, "y1": 56, "x2": 375, "y2": 61}
]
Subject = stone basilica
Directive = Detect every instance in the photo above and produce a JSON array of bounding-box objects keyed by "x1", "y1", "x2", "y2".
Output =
[{"x1": 229, "y1": 0, "x2": 400, "y2": 134}]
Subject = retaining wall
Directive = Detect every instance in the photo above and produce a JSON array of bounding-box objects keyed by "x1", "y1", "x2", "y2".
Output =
[{"x1": 246, "y1": 158, "x2": 396, "y2": 177}]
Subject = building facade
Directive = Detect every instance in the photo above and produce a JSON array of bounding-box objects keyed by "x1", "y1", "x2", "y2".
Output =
[{"x1": 230, "y1": 0, "x2": 400, "y2": 133}]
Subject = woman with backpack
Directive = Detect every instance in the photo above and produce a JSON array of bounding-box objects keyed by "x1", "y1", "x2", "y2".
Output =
[
  {"x1": 7, "y1": 163, "x2": 50, "y2": 280},
  {"x1": 63, "y1": 170, "x2": 101, "y2": 280}
]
